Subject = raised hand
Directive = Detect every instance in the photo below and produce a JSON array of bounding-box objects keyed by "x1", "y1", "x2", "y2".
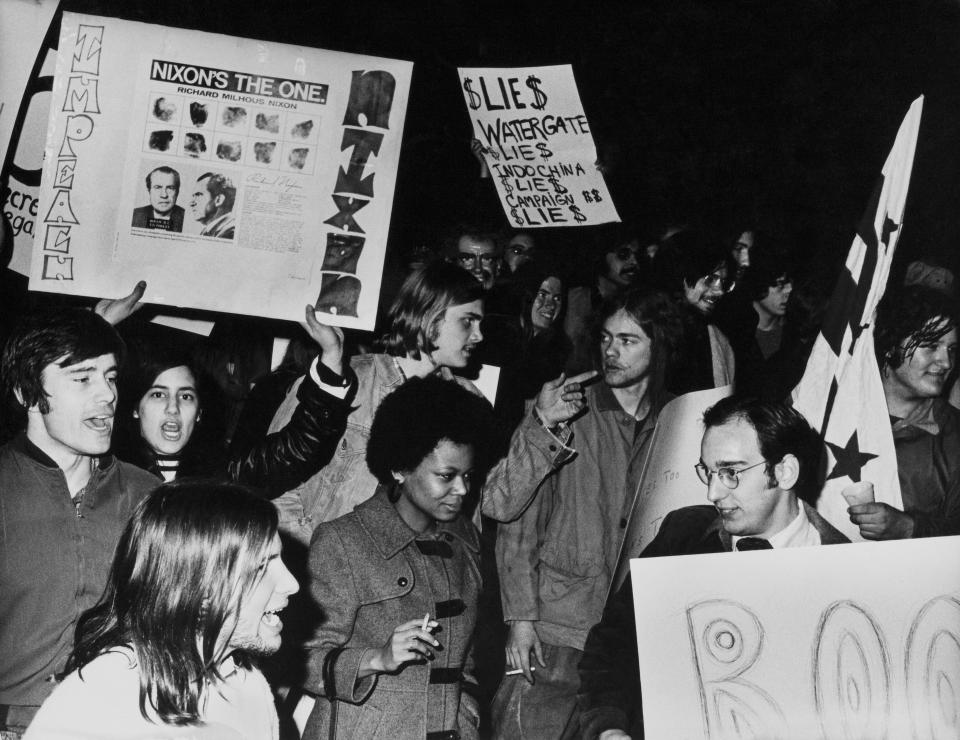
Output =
[
  {"x1": 94, "y1": 281, "x2": 146, "y2": 325},
  {"x1": 302, "y1": 304, "x2": 345, "y2": 376},
  {"x1": 535, "y1": 370, "x2": 598, "y2": 427}
]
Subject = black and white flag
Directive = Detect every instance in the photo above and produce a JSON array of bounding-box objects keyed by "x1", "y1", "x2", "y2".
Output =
[{"x1": 792, "y1": 96, "x2": 923, "y2": 541}]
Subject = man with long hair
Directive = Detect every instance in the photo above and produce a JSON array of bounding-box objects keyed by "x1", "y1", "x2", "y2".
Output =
[
  {"x1": 25, "y1": 481, "x2": 298, "y2": 739},
  {"x1": 266, "y1": 260, "x2": 593, "y2": 545},
  {"x1": 491, "y1": 288, "x2": 682, "y2": 739},
  {"x1": 847, "y1": 284, "x2": 960, "y2": 539},
  {"x1": 0, "y1": 309, "x2": 158, "y2": 738}
]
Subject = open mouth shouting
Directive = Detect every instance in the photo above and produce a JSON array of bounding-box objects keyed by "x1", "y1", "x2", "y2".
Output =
[
  {"x1": 160, "y1": 420, "x2": 183, "y2": 442},
  {"x1": 261, "y1": 603, "x2": 287, "y2": 631},
  {"x1": 84, "y1": 413, "x2": 114, "y2": 434}
]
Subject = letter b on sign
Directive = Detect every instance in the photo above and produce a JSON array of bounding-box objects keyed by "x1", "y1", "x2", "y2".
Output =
[{"x1": 687, "y1": 599, "x2": 788, "y2": 739}]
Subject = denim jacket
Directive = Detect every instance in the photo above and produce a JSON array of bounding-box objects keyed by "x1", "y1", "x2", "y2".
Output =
[
  {"x1": 268, "y1": 353, "x2": 572, "y2": 544},
  {"x1": 496, "y1": 383, "x2": 663, "y2": 650}
]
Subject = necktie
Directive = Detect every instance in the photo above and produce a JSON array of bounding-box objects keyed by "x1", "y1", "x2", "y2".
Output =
[{"x1": 736, "y1": 537, "x2": 772, "y2": 551}]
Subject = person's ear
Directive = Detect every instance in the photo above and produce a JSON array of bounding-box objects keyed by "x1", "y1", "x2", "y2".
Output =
[
  {"x1": 774, "y1": 454, "x2": 800, "y2": 490},
  {"x1": 392, "y1": 472, "x2": 405, "y2": 485},
  {"x1": 14, "y1": 386, "x2": 38, "y2": 414},
  {"x1": 133, "y1": 409, "x2": 140, "y2": 420},
  {"x1": 214, "y1": 193, "x2": 225, "y2": 209}
]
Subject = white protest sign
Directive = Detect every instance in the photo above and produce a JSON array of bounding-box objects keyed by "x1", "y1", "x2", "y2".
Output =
[
  {"x1": 631, "y1": 536, "x2": 960, "y2": 739},
  {"x1": 610, "y1": 385, "x2": 732, "y2": 595},
  {"x1": 31, "y1": 13, "x2": 412, "y2": 330},
  {"x1": 457, "y1": 64, "x2": 620, "y2": 228},
  {"x1": 1, "y1": 0, "x2": 59, "y2": 275}
]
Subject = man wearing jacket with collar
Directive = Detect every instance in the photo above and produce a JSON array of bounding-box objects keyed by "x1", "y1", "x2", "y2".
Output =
[
  {"x1": 577, "y1": 396, "x2": 848, "y2": 740},
  {"x1": 0, "y1": 308, "x2": 158, "y2": 737},
  {"x1": 491, "y1": 290, "x2": 683, "y2": 739},
  {"x1": 847, "y1": 285, "x2": 960, "y2": 540}
]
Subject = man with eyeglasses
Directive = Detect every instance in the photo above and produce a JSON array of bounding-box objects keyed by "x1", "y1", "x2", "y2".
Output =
[
  {"x1": 564, "y1": 223, "x2": 643, "y2": 373},
  {"x1": 445, "y1": 224, "x2": 502, "y2": 291},
  {"x1": 714, "y1": 243, "x2": 795, "y2": 398},
  {"x1": 576, "y1": 396, "x2": 847, "y2": 740},
  {"x1": 667, "y1": 228, "x2": 737, "y2": 395}
]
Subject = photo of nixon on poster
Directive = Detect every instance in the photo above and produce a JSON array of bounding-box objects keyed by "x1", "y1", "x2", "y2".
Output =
[
  {"x1": 131, "y1": 165, "x2": 184, "y2": 231},
  {"x1": 188, "y1": 171, "x2": 236, "y2": 239}
]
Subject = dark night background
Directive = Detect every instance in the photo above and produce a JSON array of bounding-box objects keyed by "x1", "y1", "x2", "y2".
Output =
[{"x1": 7, "y1": 0, "x2": 960, "y2": 311}]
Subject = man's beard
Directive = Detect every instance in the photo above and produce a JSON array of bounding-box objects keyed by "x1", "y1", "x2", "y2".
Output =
[{"x1": 228, "y1": 635, "x2": 279, "y2": 658}]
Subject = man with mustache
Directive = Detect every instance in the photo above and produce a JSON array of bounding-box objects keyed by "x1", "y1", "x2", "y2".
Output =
[
  {"x1": 491, "y1": 289, "x2": 681, "y2": 739},
  {"x1": 564, "y1": 224, "x2": 643, "y2": 373},
  {"x1": 0, "y1": 309, "x2": 157, "y2": 738}
]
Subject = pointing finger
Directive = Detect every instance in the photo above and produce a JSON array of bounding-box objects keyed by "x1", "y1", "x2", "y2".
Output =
[{"x1": 566, "y1": 370, "x2": 598, "y2": 385}]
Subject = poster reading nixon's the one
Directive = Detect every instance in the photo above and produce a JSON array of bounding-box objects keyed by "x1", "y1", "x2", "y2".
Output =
[
  {"x1": 31, "y1": 13, "x2": 412, "y2": 330},
  {"x1": 458, "y1": 64, "x2": 619, "y2": 228}
]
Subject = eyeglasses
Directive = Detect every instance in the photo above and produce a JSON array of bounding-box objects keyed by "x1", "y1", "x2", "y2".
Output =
[
  {"x1": 534, "y1": 289, "x2": 562, "y2": 306},
  {"x1": 694, "y1": 460, "x2": 767, "y2": 489},
  {"x1": 457, "y1": 252, "x2": 497, "y2": 268},
  {"x1": 703, "y1": 272, "x2": 734, "y2": 292}
]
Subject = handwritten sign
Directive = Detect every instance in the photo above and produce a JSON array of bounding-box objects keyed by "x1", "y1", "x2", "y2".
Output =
[
  {"x1": 631, "y1": 536, "x2": 960, "y2": 739},
  {"x1": 610, "y1": 386, "x2": 732, "y2": 596},
  {"x1": 457, "y1": 64, "x2": 619, "y2": 228},
  {"x1": 30, "y1": 13, "x2": 412, "y2": 330}
]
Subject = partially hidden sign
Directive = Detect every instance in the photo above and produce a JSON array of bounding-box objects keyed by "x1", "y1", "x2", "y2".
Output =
[
  {"x1": 31, "y1": 13, "x2": 412, "y2": 330},
  {"x1": 458, "y1": 64, "x2": 619, "y2": 228},
  {"x1": 631, "y1": 536, "x2": 960, "y2": 739}
]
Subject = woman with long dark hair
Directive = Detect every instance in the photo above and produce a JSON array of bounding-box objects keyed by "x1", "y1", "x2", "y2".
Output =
[{"x1": 113, "y1": 349, "x2": 225, "y2": 480}]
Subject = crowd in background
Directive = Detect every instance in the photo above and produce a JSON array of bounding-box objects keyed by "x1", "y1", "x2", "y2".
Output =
[{"x1": 2, "y1": 134, "x2": 960, "y2": 740}]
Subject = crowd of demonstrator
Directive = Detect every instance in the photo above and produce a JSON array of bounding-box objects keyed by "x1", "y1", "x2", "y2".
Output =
[{"x1": 1, "y1": 213, "x2": 958, "y2": 740}]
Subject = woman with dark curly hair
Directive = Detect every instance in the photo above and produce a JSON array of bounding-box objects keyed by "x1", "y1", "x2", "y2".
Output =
[{"x1": 302, "y1": 376, "x2": 494, "y2": 740}]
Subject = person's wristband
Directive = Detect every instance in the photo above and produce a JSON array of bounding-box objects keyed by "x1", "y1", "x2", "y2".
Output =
[{"x1": 315, "y1": 358, "x2": 349, "y2": 388}]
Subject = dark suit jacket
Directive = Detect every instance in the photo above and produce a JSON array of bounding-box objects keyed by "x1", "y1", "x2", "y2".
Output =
[
  {"x1": 577, "y1": 502, "x2": 849, "y2": 740},
  {"x1": 131, "y1": 204, "x2": 184, "y2": 231}
]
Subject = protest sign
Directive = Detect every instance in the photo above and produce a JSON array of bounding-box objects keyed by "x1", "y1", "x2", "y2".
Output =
[
  {"x1": 610, "y1": 385, "x2": 732, "y2": 596},
  {"x1": 457, "y1": 64, "x2": 619, "y2": 228},
  {"x1": 1, "y1": 0, "x2": 59, "y2": 275},
  {"x1": 631, "y1": 536, "x2": 960, "y2": 740},
  {"x1": 30, "y1": 13, "x2": 412, "y2": 330}
]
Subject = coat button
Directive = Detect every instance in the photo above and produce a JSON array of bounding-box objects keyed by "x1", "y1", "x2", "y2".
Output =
[
  {"x1": 548, "y1": 444, "x2": 557, "y2": 452},
  {"x1": 397, "y1": 576, "x2": 408, "y2": 587}
]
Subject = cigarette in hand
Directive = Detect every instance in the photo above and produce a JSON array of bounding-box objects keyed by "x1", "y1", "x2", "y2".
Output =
[
  {"x1": 505, "y1": 666, "x2": 536, "y2": 676},
  {"x1": 421, "y1": 613, "x2": 430, "y2": 633}
]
